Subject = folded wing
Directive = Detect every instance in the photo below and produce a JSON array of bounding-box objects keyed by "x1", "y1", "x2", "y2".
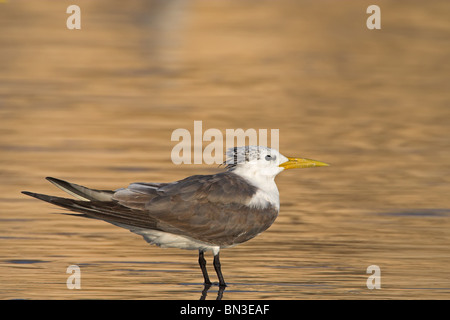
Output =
[{"x1": 23, "y1": 173, "x2": 278, "y2": 247}]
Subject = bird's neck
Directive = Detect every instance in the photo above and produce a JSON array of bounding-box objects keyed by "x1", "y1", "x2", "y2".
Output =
[{"x1": 230, "y1": 167, "x2": 280, "y2": 211}]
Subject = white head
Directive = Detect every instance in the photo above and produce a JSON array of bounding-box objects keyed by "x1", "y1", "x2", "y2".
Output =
[
  {"x1": 224, "y1": 146, "x2": 329, "y2": 209},
  {"x1": 224, "y1": 146, "x2": 329, "y2": 180},
  {"x1": 224, "y1": 146, "x2": 288, "y2": 179}
]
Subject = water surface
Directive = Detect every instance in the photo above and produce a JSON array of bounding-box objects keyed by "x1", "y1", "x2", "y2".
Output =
[{"x1": 1, "y1": 0, "x2": 449, "y2": 299}]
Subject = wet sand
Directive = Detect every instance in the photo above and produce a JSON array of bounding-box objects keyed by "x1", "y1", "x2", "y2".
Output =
[{"x1": 1, "y1": 0, "x2": 450, "y2": 299}]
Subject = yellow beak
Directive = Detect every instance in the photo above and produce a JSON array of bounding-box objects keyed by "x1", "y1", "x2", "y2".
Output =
[{"x1": 279, "y1": 157, "x2": 330, "y2": 170}]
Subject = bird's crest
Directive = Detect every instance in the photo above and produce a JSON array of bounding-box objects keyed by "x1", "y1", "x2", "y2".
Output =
[{"x1": 223, "y1": 146, "x2": 272, "y2": 169}]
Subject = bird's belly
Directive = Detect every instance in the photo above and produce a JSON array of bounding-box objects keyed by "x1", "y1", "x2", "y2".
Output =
[{"x1": 134, "y1": 229, "x2": 221, "y2": 252}]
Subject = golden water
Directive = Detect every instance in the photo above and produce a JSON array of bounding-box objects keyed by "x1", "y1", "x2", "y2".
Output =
[{"x1": 1, "y1": 0, "x2": 450, "y2": 299}]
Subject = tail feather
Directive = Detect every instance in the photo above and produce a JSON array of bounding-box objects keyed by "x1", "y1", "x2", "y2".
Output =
[
  {"x1": 21, "y1": 191, "x2": 96, "y2": 216},
  {"x1": 45, "y1": 177, "x2": 114, "y2": 201},
  {"x1": 21, "y1": 191, "x2": 158, "y2": 230}
]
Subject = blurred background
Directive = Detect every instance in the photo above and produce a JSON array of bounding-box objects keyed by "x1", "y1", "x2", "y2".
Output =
[{"x1": 1, "y1": 0, "x2": 449, "y2": 299}]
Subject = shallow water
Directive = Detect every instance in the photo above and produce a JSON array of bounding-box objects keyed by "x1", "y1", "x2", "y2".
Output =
[{"x1": 1, "y1": 0, "x2": 450, "y2": 299}]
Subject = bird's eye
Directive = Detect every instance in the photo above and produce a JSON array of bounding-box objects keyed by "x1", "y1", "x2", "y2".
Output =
[{"x1": 265, "y1": 155, "x2": 276, "y2": 161}]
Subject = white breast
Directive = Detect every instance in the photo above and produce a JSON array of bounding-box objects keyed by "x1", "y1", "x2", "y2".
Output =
[
  {"x1": 247, "y1": 188, "x2": 280, "y2": 210},
  {"x1": 232, "y1": 167, "x2": 281, "y2": 210}
]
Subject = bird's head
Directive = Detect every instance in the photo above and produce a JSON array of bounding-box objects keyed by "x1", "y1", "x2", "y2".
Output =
[{"x1": 224, "y1": 146, "x2": 329, "y2": 179}]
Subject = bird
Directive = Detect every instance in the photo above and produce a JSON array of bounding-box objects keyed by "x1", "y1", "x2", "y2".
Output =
[{"x1": 22, "y1": 146, "x2": 328, "y2": 287}]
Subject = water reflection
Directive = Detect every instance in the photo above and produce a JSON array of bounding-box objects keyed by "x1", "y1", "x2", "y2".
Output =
[
  {"x1": 1, "y1": 0, "x2": 450, "y2": 299},
  {"x1": 199, "y1": 284, "x2": 225, "y2": 300}
]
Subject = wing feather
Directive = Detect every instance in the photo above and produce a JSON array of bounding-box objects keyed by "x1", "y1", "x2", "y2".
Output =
[
  {"x1": 139, "y1": 172, "x2": 278, "y2": 246},
  {"x1": 24, "y1": 173, "x2": 279, "y2": 247}
]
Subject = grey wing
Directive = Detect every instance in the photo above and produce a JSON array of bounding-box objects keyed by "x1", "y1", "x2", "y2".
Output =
[
  {"x1": 25, "y1": 174, "x2": 278, "y2": 247},
  {"x1": 113, "y1": 181, "x2": 169, "y2": 210},
  {"x1": 114, "y1": 172, "x2": 279, "y2": 246}
]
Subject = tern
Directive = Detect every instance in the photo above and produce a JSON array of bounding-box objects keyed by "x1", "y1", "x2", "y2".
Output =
[{"x1": 22, "y1": 146, "x2": 328, "y2": 287}]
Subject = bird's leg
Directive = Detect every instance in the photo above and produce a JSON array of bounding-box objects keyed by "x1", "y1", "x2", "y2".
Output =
[
  {"x1": 198, "y1": 250, "x2": 211, "y2": 285},
  {"x1": 213, "y1": 252, "x2": 227, "y2": 287}
]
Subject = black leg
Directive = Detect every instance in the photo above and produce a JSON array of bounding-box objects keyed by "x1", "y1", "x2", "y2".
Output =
[
  {"x1": 198, "y1": 250, "x2": 211, "y2": 285},
  {"x1": 213, "y1": 252, "x2": 227, "y2": 287}
]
